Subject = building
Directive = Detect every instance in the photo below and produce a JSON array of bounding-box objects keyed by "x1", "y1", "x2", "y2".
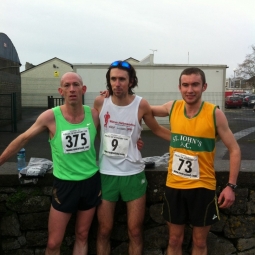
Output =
[
  {"x1": 73, "y1": 59, "x2": 227, "y2": 126},
  {"x1": 21, "y1": 57, "x2": 73, "y2": 107},
  {"x1": 0, "y1": 32, "x2": 21, "y2": 128}
]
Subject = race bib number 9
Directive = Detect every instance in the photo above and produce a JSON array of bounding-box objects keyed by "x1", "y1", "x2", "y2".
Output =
[
  {"x1": 62, "y1": 128, "x2": 90, "y2": 154},
  {"x1": 172, "y1": 151, "x2": 199, "y2": 179},
  {"x1": 103, "y1": 133, "x2": 130, "y2": 158}
]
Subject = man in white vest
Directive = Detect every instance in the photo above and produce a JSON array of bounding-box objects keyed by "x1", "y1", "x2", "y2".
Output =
[{"x1": 94, "y1": 60, "x2": 171, "y2": 255}]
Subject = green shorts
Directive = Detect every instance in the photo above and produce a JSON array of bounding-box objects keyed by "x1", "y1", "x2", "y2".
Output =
[{"x1": 100, "y1": 171, "x2": 148, "y2": 202}]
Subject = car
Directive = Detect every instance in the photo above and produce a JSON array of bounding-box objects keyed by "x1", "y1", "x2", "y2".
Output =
[
  {"x1": 247, "y1": 95, "x2": 255, "y2": 108},
  {"x1": 242, "y1": 95, "x2": 252, "y2": 106},
  {"x1": 225, "y1": 96, "x2": 242, "y2": 108}
]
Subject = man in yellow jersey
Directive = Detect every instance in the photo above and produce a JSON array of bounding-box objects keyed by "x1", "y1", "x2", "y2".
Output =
[
  {"x1": 151, "y1": 67, "x2": 241, "y2": 255},
  {"x1": 94, "y1": 60, "x2": 171, "y2": 255},
  {"x1": 0, "y1": 72, "x2": 101, "y2": 255}
]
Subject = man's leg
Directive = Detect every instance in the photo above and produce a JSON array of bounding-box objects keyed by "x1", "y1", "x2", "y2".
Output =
[
  {"x1": 166, "y1": 222, "x2": 185, "y2": 255},
  {"x1": 72, "y1": 207, "x2": 96, "y2": 255},
  {"x1": 126, "y1": 194, "x2": 146, "y2": 255},
  {"x1": 191, "y1": 226, "x2": 211, "y2": 255},
  {"x1": 97, "y1": 200, "x2": 116, "y2": 255},
  {"x1": 45, "y1": 205, "x2": 72, "y2": 255}
]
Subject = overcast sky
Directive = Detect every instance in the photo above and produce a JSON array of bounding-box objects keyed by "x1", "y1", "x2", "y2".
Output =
[{"x1": 1, "y1": 0, "x2": 254, "y2": 78}]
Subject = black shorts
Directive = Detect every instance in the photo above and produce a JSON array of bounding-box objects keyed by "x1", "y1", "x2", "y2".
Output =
[
  {"x1": 162, "y1": 187, "x2": 220, "y2": 226},
  {"x1": 51, "y1": 171, "x2": 102, "y2": 213}
]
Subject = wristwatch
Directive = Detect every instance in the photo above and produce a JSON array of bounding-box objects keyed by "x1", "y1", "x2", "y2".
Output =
[{"x1": 226, "y1": 183, "x2": 237, "y2": 191}]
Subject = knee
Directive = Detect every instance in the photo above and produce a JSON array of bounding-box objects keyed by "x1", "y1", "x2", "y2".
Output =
[
  {"x1": 47, "y1": 239, "x2": 61, "y2": 252},
  {"x1": 98, "y1": 225, "x2": 112, "y2": 239},
  {"x1": 128, "y1": 226, "x2": 142, "y2": 240},
  {"x1": 168, "y1": 235, "x2": 183, "y2": 249},
  {"x1": 192, "y1": 238, "x2": 207, "y2": 250},
  {"x1": 75, "y1": 229, "x2": 89, "y2": 243}
]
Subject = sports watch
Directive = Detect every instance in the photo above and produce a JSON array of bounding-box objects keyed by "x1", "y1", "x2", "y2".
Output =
[{"x1": 226, "y1": 183, "x2": 237, "y2": 191}]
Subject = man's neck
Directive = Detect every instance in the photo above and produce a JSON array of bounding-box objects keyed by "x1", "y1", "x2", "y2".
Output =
[
  {"x1": 185, "y1": 101, "x2": 202, "y2": 118},
  {"x1": 60, "y1": 104, "x2": 84, "y2": 123},
  {"x1": 111, "y1": 94, "x2": 135, "y2": 106}
]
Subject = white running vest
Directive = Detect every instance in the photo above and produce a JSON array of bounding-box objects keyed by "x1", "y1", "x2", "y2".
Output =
[{"x1": 99, "y1": 96, "x2": 145, "y2": 176}]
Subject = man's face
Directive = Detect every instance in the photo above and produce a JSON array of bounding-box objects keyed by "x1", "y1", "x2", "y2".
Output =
[
  {"x1": 58, "y1": 73, "x2": 86, "y2": 106},
  {"x1": 109, "y1": 68, "x2": 132, "y2": 98},
  {"x1": 179, "y1": 73, "x2": 207, "y2": 105}
]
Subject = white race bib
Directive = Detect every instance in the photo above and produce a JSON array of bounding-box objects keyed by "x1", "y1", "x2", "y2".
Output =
[
  {"x1": 103, "y1": 133, "x2": 130, "y2": 158},
  {"x1": 62, "y1": 128, "x2": 90, "y2": 154},
  {"x1": 172, "y1": 151, "x2": 199, "y2": 179}
]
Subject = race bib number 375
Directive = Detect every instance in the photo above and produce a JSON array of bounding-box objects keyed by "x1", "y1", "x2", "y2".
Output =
[{"x1": 62, "y1": 128, "x2": 90, "y2": 154}]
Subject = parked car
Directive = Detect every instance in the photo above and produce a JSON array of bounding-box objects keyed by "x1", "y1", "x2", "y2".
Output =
[
  {"x1": 247, "y1": 95, "x2": 255, "y2": 108},
  {"x1": 225, "y1": 96, "x2": 242, "y2": 108},
  {"x1": 243, "y1": 95, "x2": 252, "y2": 106}
]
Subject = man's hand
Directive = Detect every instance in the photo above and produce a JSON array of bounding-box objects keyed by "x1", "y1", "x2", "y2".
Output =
[
  {"x1": 100, "y1": 90, "x2": 110, "y2": 98},
  {"x1": 137, "y1": 138, "x2": 144, "y2": 151},
  {"x1": 218, "y1": 186, "x2": 235, "y2": 208}
]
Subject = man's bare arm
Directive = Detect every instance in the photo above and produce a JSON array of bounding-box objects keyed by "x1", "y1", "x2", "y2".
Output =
[
  {"x1": 140, "y1": 99, "x2": 171, "y2": 141},
  {"x1": 151, "y1": 101, "x2": 173, "y2": 117},
  {"x1": 216, "y1": 109, "x2": 241, "y2": 208},
  {"x1": 0, "y1": 110, "x2": 53, "y2": 166}
]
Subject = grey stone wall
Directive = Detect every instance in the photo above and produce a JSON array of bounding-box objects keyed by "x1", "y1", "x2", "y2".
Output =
[{"x1": 0, "y1": 164, "x2": 255, "y2": 255}]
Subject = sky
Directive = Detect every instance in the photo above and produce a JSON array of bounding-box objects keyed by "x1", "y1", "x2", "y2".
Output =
[{"x1": 1, "y1": 0, "x2": 255, "y2": 78}]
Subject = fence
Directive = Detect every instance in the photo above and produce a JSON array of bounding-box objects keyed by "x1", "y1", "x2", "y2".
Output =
[
  {"x1": 47, "y1": 96, "x2": 85, "y2": 109},
  {"x1": 0, "y1": 93, "x2": 17, "y2": 132}
]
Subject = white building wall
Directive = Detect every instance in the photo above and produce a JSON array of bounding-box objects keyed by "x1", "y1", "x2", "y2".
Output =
[
  {"x1": 74, "y1": 64, "x2": 227, "y2": 125},
  {"x1": 21, "y1": 59, "x2": 73, "y2": 107}
]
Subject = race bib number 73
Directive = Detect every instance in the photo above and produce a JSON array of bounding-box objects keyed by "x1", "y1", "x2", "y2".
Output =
[
  {"x1": 62, "y1": 128, "x2": 90, "y2": 154},
  {"x1": 172, "y1": 151, "x2": 199, "y2": 179}
]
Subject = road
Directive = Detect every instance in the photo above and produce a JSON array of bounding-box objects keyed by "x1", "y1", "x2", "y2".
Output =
[{"x1": 0, "y1": 107, "x2": 254, "y2": 163}]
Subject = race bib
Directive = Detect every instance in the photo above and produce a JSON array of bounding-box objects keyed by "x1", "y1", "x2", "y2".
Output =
[
  {"x1": 172, "y1": 151, "x2": 199, "y2": 179},
  {"x1": 62, "y1": 128, "x2": 90, "y2": 154},
  {"x1": 103, "y1": 133, "x2": 130, "y2": 158}
]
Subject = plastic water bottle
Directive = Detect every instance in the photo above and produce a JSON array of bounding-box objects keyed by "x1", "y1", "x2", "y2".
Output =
[{"x1": 17, "y1": 148, "x2": 26, "y2": 171}]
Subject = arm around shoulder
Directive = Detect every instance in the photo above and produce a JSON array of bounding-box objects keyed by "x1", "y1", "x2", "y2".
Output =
[
  {"x1": 151, "y1": 101, "x2": 173, "y2": 117},
  {"x1": 94, "y1": 96, "x2": 105, "y2": 113},
  {"x1": 140, "y1": 99, "x2": 171, "y2": 141}
]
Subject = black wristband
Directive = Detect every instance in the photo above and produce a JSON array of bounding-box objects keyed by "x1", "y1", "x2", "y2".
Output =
[{"x1": 226, "y1": 183, "x2": 237, "y2": 191}]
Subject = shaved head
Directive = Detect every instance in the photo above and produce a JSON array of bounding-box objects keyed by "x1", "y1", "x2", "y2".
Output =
[{"x1": 60, "y1": 72, "x2": 83, "y2": 87}]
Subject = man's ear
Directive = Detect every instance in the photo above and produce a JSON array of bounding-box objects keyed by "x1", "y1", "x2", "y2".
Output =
[
  {"x1": 82, "y1": 85, "x2": 87, "y2": 94},
  {"x1": 58, "y1": 87, "x2": 63, "y2": 96},
  {"x1": 202, "y1": 83, "x2": 207, "y2": 92}
]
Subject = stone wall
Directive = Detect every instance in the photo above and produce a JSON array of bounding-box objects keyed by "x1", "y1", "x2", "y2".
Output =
[{"x1": 0, "y1": 162, "x2": 255, "y2": 255}]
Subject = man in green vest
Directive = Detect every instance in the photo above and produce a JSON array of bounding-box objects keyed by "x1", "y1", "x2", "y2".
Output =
[{"x1": 0, "y1": 72, "x2": 101, "y2": 255}]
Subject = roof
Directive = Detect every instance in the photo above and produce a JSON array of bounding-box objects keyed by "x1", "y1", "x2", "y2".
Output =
[
  {"x1": 0, "y1": 32, "x2": 21, "y2": 65},
  {"x1": 246, "y1": 76, "x2": 255, "y2": 83},
  {"x1": 124, "y1": 57, "x2": 140, "y2": 62},
  {"x1": 21, "y1": 57, "x2": 73, "y2": 73}
]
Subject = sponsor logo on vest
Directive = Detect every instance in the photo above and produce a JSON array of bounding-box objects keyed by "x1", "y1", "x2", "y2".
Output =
[{"x1": 172, "y1": 134, "x2": 202, "y2": 150}]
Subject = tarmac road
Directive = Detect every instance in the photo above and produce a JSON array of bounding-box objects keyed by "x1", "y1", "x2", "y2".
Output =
[{"x1": 0, "y1": 107, "x2": 254, "y2": 164}]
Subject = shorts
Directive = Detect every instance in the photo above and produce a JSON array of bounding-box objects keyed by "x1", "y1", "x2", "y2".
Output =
[
  {"x1": 51, "y1": 171, "x2": 102, "y2": 213},
  {"x1": 162, "y1": 187, "x2": 220, "y2": 226},
  {"x1": 100, "y1": 171, "x2": 147, "y2": 202}
]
